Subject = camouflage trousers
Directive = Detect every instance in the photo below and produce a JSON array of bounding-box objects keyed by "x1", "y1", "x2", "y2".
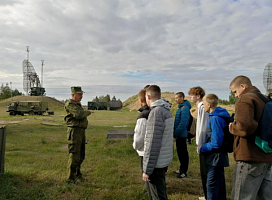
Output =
[{"x1": 67, "y1": 127, "x2": 86, "y2": 181}]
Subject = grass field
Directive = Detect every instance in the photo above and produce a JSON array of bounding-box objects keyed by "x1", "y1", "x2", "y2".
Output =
[{"x1": 0, "y1": 104, "x2": 236, "y2": 200}]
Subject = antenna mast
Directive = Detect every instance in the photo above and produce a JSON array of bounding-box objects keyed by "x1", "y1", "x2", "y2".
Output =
[
  {"x1": 26, "y1": 46, "x2": 29, "y2": 96},
  {"x1": 263, "y1": 63, "x2": 272, "y2": 98},
  {"x1": 41, "y1": 60, "x2": 44, "y2": 88}
]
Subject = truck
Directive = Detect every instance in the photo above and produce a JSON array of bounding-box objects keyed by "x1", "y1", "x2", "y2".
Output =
[{"x1": 7, "y1": 101, "x2": 53, "y2": 116}]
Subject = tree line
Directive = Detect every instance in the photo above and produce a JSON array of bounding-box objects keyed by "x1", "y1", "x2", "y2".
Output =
[
  {"x1": 0, "y1": 83, "x2": 22, "y2": 100},
  {"x1": 219, "y1": 91, "x2": 238, "y2": 105},
  {"x1": 92, "y1": 94, "x2": 121, "y2": 103}
]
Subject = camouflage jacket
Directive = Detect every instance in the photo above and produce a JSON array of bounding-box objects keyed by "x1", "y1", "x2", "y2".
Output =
[{"x1": 64, "y1": 99, "x2": 91, "y2": 129}]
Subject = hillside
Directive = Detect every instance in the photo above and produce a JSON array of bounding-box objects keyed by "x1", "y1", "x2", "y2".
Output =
[
  {"x1": 0, "y1": 95, "x2": 65, "y2": 112},
  {"x1": 123, "y1": 92, "x2": 235, "y2": 118}
]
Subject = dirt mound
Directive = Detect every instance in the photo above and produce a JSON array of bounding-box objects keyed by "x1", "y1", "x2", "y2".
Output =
[
  {"x1": 0, "y1": 95, "x2": 64, "y2": 110},
  {"x1": 123, "y1": 92, "x2": 176, "y2": 111},
  {"x1": 123, "y1": 92, "x2": 235, "y2": 119}
]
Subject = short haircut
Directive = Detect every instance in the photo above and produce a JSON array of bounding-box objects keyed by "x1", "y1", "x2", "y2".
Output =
[
  {"x1": 146, "y1": 85, "x2": 161, "y2": 99},
  {"x1": 188, "y1": 86, "x2": 205, "y2": 98},
  {"x1": 138, "y1": 89, "x2": 146, "y2": 103},
  {"x1": 230, "y1": 75, "x2": 252, "y2": 88},
  {"x1": 203, "y1": 94, "x2": 219, "y2": 107},
  {"x1": 144, "y1": 85, "x2": 150, "y2": 89},
  {"x1": 175, "y1": 92, "x2": 185, "y2": 98}
]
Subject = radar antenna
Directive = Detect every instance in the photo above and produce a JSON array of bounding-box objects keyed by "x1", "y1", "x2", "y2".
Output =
[
  {"x1": 22, "y1": 46, "x2": 42, "y2": 95},
  {"x1": 263, "y1": 63, "x2": 272, "y2": 98}
]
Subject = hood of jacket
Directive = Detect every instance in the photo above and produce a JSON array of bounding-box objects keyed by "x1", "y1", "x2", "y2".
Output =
[
  {"x1": 150, "y1": 98, "x2": 171, "y2": 111},
  {"x1": 138, "y1": 104, "x2": 149, "y2": 112},
  {"x1": 210, "y1": 107, "x2": 230, "y2": 118}
]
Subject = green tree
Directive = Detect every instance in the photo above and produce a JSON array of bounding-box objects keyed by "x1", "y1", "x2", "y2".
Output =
[
  {"x1": 104, "y1": 94, "x2": 110, "y2": 102},
  {"x1": 229, "y1": 91, "x2": 238, "y2": 104},
  {"x1": 95, "y1": 96, "x2": 99, "y2": 104},
  {"x1": 0, "y1": 83, "x2": 22, "y2": 100}
]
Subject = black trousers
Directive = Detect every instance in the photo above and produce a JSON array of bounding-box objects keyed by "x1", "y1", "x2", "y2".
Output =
[
  {"x1": 145, "y1": 167, "x2": 168, "y2": 200},
  {"x1": 176, "y1": 137, "x2": 189, "y2": 173}
]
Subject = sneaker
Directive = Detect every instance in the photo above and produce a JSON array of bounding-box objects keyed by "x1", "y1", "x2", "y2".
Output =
[
  {"x1": 173, "y1": 169, "x2": 180, "y2": 174},
  {"x1": 176, "y1": 173, "x2": 187, "y2": 178},
  {"x1": 199, "y1": 197, "x2": 206, "y2": 200}
]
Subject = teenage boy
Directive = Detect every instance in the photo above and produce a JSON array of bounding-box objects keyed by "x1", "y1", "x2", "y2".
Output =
[
  {"x1": 173, "y1": 92, "x2": 191, "y2": 178},
  {"x1": 133, "y1": 89, "x2": 150, "y2": 171},
  {"x1": 229, "y1": 75, "x2": 272, "y2": 200},
  {"x1": 198, "y1": 94, "x2": 230, "y2": 200},
  {"x1": 188, "y1": 86, "x2": 209, "y2": 199},
  {"x1": 142, "y1": 85, "x2": 173, "y2": 200}
]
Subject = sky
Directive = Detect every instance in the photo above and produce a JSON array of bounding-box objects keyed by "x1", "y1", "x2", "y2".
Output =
[{"x1": 1, "y1": 0, "x2": 272, "y2": 105}]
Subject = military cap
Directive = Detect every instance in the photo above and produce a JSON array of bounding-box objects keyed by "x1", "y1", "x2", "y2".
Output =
[{"x1": 71, "y1": 86, "x2": 84, "y2": 94}]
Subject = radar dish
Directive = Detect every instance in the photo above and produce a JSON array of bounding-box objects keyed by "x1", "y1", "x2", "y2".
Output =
[
  {"x1": 263, "y1": 63, "x2": 272, "y2": 96},
  {"x1": 22, "y1": 59, "x2": 41, "y2": 93}
]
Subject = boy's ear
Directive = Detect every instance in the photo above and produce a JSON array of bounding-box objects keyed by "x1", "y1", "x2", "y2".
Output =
[
  {"x1": 146, "y1": 94, "x2": 151, "y2": 100},
  {"x1": 140, "y1": 98, "x2": 144, "y2": 103},
  {"x1": 240, "y1": 84, "x2": 247, "y2": 90}
]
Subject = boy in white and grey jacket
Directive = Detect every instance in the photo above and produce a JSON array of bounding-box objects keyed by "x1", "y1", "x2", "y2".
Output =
[{"x1": 142, "y1": 85, "x2": 173, "y2": 200}]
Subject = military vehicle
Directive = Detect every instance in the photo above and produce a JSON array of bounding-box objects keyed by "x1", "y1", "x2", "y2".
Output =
[
  {"x1": 87, "y1": 100, "x2": 122, "y2": 110},
  {"x1": 87, "y1": 102, "x2": 98, "y2": 110},
  {"x1": 7, "y1": 101, "x2": 53, "y2": 116},
  {"x1": 109, "y1": 100, "x2": 122, "y2": 110},
  {"x1": 98, "y1": 102, "x2": 108, "y2": 110}
]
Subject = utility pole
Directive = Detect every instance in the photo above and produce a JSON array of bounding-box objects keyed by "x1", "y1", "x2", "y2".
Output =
[
  {"x1": 10, "y1": 82, "x2": 13, "y2": 100},
  {"x1": 41, "y1": 60, "x2": 44, "y2": 102},
  {"x1": 41, "y1": 60, "x2": 44, "y2": 88}
]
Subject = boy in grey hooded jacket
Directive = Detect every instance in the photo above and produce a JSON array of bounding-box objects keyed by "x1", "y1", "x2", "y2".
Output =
[{"x1": 142, "y1": 85, "x2": 173, "y2": 200}]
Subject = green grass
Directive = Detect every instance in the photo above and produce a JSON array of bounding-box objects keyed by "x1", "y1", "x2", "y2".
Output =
[{"x1": 0, "y1": 109, "x2": 236, "y2": 199}]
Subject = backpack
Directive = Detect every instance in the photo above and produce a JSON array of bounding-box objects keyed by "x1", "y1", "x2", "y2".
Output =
[
  {"x1": 181, "y1": 106, "x2": 196, "y2": 139},
  {"x1": 187, "y1": 114, "x2": 196, "y2": 139},
  {"x1": 220, "y1": 113, "x2": 235, "y2": 153},
  {"x1": 250, "y1": 91, "x2": 272, "y2": 153},
  {"x1": 207, "y1": 114, "x2": 234, "y2": 153}
]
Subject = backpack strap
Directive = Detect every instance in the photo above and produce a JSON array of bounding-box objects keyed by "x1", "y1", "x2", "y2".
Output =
[{"x1": 249, "y1": 91, "x2": 271, "y2": 103}]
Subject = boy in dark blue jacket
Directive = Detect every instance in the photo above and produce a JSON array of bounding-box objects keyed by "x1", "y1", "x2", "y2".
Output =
[
  {"x1": 173, "y1": 92, "x2": 191, "y2": 178},
  {"x1": 198, "y1": 94, "x2": 229, "y2": 200}
]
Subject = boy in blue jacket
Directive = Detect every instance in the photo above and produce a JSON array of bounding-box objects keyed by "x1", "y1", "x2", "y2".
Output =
[
  {"x1": 198, "y1": 94, "x2": 229, "y2": 200},
  {"x1": 173, "y1": 92, "x2": 191, "y2": 178}
]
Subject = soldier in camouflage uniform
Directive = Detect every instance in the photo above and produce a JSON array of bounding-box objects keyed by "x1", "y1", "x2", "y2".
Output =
[{"x1": 64, "y1": 86, "x2": 93, "y2": 184}]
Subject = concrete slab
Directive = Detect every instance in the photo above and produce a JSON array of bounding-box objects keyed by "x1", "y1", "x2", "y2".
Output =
[{"x1": 107, "y1": 129, "x2": 134, "y2": 140}]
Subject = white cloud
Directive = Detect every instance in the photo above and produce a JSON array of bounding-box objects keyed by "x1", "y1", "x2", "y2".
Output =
[{"x1": 1, "y1": 0, "x2": 272, "y2": 104}]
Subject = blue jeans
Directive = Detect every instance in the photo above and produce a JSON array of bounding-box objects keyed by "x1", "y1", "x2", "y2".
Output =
[
  {"x1": 231, "y1": 161, "x2": 272, "y2": 200},
  {"x1": 206, "y1": 164, "x2": 227, "y2": 200}
]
